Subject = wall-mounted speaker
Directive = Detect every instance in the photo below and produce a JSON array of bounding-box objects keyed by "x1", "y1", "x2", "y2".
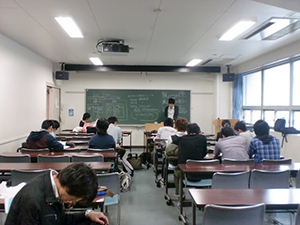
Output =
[
  {"x1": 222, "y1": 73, "x2": 235, "y2": 82},
  {"x1": 55, "y1": 71, "x2": 69, "y2": 80}
]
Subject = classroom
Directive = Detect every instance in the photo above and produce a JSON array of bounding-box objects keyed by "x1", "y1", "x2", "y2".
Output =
[{"x1": 1, "y1": 0, "x2": 300, "y2": 224}]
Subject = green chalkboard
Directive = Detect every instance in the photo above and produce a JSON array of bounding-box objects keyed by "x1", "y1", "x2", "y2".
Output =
[{"x1": 86, "y1": 89, "x2": 190, "y2": 124}]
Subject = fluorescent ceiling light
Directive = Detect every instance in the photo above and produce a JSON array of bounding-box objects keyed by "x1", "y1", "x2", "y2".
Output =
[
  {"x1": 89, "y1": 57, "x2": 103, "y2": 65},
  {"x1": 186, "y1": 59, "x2": 202, "y2": 67},
  {"x1": 219, "y1": 21, "x2": 255, "y2": 41},
  {"x1": 55, "y1": 17, "x2": 83, "y2": 38}
]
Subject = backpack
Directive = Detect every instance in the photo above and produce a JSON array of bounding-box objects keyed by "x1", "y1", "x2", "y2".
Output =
[
  {"x1": 119, "y1": 171, "x2": 132, "y2": 192},
  {"x1": 274, "y1": 119, "x2": 286, "y2": 132},
  {"x1": 127, "y1": 153, "x2": 143, "y2": 170}
]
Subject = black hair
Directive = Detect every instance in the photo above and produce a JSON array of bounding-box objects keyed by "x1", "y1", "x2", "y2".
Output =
[
  {"x1": 175, "y1": 117, "x2": 188, "y2": 132},
  {"x1": 187, "y1": 123, "x2": 200, "y2": 135},
  {"x1": 96, "y1": 118, "x2": 109, "y2": 135},
  {"x1": 168, "y1": 98, "x2": 175, "y2": 104},
  {"x1": 51, "y1": 120, "x2": 60, "y2": 129},
  {"x1": 57, "y1": 163, "x2": 98, "y2": 203},
  {"x1": 82, "y1": 113, "x2": 91, "y2": 120},
  {"x1": 221, "y1": 119, "x2": 231, "y2": 127},
  {"x1": 253, "y1": 120, "x2": 270, "y2": 137},
  {"x1": 108, "y1": 116, "x2": 118, "y2": 124},
  {"x1": 234, "y1": 121, "x2": 247, "y2": 132},
  {"x1": 41, "y1": 120, "x2": 54, "y2": 130},
  {"x1": 164, "y1": 118, "x2": 173, "y2": 127},
  {"x1": 221, "y1": 127, "x2": 235, "y2": 137}
]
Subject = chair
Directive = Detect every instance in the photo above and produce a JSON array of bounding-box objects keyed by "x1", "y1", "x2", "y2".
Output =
[
  {"x1": 184, "y1": 159, "x2": 220, "y2": 188},
  {"x1": 261, "y1": 158, "x2": 292, "y2": 164},
  {"x1": 97, "y1": 172, "x2": 120, "y2": 225},
  {"x1": 0, "y1": 154, "x2": 31, "y2": 163},
  {"x1": 203, "y1": 203, "x2": 265, "y2": 225},
  {"x1": 249, "y1": 169, "x2": 290, "y2": 189},
  {"x1": 11, "y1": 169, "x2": 50, "y2": 186},
  {"x1": 222, "y1": 158, "x2": 255, "y2": 164},
  {"x1": 37, "y1": 154, "x2": 70, "y2": 163},
  {"x1": 20, "y1": 148, "x2": 49, "y2": 153},
  {"x1": 87, "y1": 148, "x2": 115, "y2": 152},
  {"x1": 211, "y1": 171, "x2": 250, "y2": 189},
  {"x1": 71, "y1": 154, "x2": 104, "y2": 162},
  {"x1": 295, "y1": 204, "x2": 300, "y2": 225}
]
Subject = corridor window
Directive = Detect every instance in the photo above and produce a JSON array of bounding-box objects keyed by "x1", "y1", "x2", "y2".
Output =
[{"x1": 263, "y1": 64, "x2": 290, "y2": 106}]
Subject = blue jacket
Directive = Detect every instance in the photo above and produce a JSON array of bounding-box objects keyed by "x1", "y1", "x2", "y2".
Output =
[
  {"x1": 26, "y1": 130, "x2": 63, "y2": 152},
  {"x1": 89, "y1": 134, "x2": 116, "y2": 149}
]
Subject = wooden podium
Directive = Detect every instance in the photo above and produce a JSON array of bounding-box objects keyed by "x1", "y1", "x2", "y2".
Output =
[
  {"x1": 213, "y1": 119, "x2": 239, "y2": 137},
  {"x1": 144, "y1": 122, "x2": 164, "y2": 132}
]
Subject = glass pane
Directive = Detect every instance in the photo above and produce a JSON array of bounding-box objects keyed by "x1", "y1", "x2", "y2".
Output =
[
  {"x1": 243, "y1": 110, "x2": 251, "y2": 123},
  {"x1": 263, "y1": 64, "x2": 290, "y2": 106},
  {"x1": 243, "y1": 72, "x2": 261, "y2": 106},
  {"x1": 276, "y1": 111, "x2": 290, "y2": 126},
  {"x1": 293, "y1": 60, "x2": 300, "y2": 105},
  {"x1": 252, "y1": 110, "x2": 261, "y2": 124},
  {"x1": 264, "y1": 110, "x2": 274, "y2": 127},
  {"x1": 293, "y1": 111, "x2": 300, "y2": 130}
]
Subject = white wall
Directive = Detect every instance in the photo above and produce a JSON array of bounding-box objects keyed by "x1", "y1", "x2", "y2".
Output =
[
  {"x1": 60, "y1": 71, "x2": 233, "y2": 146},
  {"x1": 0, "y1": 33, "x2": 55, "y2": 152}
]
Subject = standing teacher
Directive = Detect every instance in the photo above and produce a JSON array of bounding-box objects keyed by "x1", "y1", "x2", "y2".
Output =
[{"x1": 164, "y1": 98, "x2": 179, "y2": 121}]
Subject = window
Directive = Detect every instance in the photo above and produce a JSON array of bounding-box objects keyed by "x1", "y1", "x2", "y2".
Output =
[
  {"x1": 293, "y1": 60, "x2": 300, "y2": 105},
  {"x1": 243, "y1": 72, "x2": 261, "y2": 106},
  {"x1": 263, "y1": 64, "x2": 290, "y2": 106},
  {"x1": 264, "y1": 110, "x2": 274, "y2": 127},
  {"x1": 293, "y1": 111, "x2": 300, "y2": 130},
  {"x1": 252, "y1": 110, "x2": 261, "y2": 124}
]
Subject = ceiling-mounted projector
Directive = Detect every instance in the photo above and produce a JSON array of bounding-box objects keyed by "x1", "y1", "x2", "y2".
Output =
[{"x1": 96, "y1": 39, "x2": 129, "y2": 54}]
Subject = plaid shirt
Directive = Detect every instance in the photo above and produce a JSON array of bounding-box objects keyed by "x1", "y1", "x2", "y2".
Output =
[{"x1": 248, "y1": 136, "x2": 281, "y2": 163}]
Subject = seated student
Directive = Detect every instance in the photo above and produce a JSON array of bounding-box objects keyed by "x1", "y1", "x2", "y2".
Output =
[
  {"x1": 107, "y1": 116, "x2": 126, "y2": 159},
  {"x1": 214, "y1": 127, "x2": 248, "y2": 161},
  {"x1": 234, "y1": 120, "x2": 253, "y2": 150},
  {"x1": 173, "y1": 123, "x2": 207, "y2": 195},
  {"x1": 79, "y1": 112, "x2": 91, "y2": 127},
  {"x1": 5, "y1": 163, "x2": 109, "y2": 225},
  {"x1": 248, "y1": 120, "x2": 281, "y2": 163},
  {"x1": 154, "y1": 118, "x2": 177, "y2": 140},
  {"x1": 216, "y1": 119, "x2": 231, "y2": 141},
  {"x1": 50, "y1": 119, "x2": 60, "y2": 137},
  {"x1": 89, "y1": 118, "x2": 116, "y2": 150},
  {"x1": 165, "y1": 117, "x2": 188, "y2": 158},
  {"x1": 26, "y1": 120, "x2": 64, "y2": 152}
]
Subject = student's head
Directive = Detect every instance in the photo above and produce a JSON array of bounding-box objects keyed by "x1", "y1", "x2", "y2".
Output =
[
  {"x1": 82, "y1": 113, "x2": 91, "y2": 121},
  {"x1": 221, "y1": 127, "x2": 235, "y2": 138},
  {"x1": 41, "y1": 120, "x2": 54, "y2": 132},
  {"x1": 253, "y1": 120, "x2": 270, "y2": 137},
  {"x1": 174, "y1": 117, "x2": 188, "y2": 132},
  {"x1": 168, "y1": 98, "x2": 175, "y2": 108},
  {"x1": 221, "y1": 119, "x2": 231, "y2": 128},
  {"x1": 57, "y1": 163, "x2": 98, "y2": 203},
  {"x1": 51, "y1": 120, "x2": 60, "y2": 131},
  {"x1": 164, "y1": 118, "x2": 174, "y2": 127},
  {"x1": 108, "y1": 116, "x2": 118, "y2": 125},
  {"x1": 187, "y1": 123, "x2": 201, "y2": 135},
  {"x1": 234, "y1": 121, "x2": 247, "y2": 134},
  {"x1": 96, "y1": 118, "x2": 109, "y2": 135}
]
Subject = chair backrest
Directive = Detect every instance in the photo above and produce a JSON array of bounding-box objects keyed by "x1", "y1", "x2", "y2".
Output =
[
  {"x1": 211, "y1": 171, "x2": 250, "y2": 189},
  {"x1": 20, "y1": 148, "x2": 50, "y2": 153},
  {"x1": 249, "y1": 169, "x2": 290, "y2": 189},
  {"x1": 0, "y1": 154, "x2": 31, "y2": 163},
  {"x1": 71, "y1": 154, "x2": 104, "y2": 162},
  {"x1": 37, "y1": 154, "x2": 70, "y2": 163},
  {"x1": 261, "y1": 158, "x2": 292, "y2": 164},
  {"x1": 87, "y1": 148, "x2": 115, "y2": 153},
  {"x1": 222, "y1": 158, "x2": 255, "y2": 165},
  {"x1": 296, "y1": 170, "x2": 300, "y2": 188},
  {"x1": 186, "y1": 159, "x2": 219, "y2": 180},
  {"x1": 97, "y1": 172, "x2": 120, "y2": 195},
  {"x1": 11, "y1": 169, "x2": 50, "y2": 186},
  {"x1": 295, "y1": 204, "x2": 300, "y2": 225},
  {"x1": 203, "y1": 203, "x2": 265, "y2": 225}
]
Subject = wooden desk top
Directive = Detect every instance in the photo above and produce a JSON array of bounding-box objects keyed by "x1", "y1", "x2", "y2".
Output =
[
  {"x1": 0, "y1": 162, "x2": 111, "y2": 172},
  {"x1": 122, "y1": 130, "x2": 132, "y2": 135},
  {"x1": 189, "y1": 188, "x2": 300, "y2": 209},
  {"x1": 178, "y1": 163, "x2": 298, "y2": 173}
]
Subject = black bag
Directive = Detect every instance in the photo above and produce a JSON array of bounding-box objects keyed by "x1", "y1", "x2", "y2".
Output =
[
  {"x1": 139, "y1": 152, "x2": 152, "y2": 165},
  {"x1": 274, "y1": 119, "x2": 286, "y2": 132},
  {"x1": 127, "y1": 153, "x2": 143, "y2": 170}
]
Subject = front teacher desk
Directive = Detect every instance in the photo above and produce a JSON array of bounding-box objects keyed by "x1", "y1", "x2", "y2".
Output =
[{"x1": 144, "y1": 122, "x2": 164, "y2": 152}]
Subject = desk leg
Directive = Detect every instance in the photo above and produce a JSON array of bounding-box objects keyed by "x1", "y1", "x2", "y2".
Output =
[
  {"x1": 178, "y1": 169, "x2": 187, "y2": 224},
  {"x1": 192, "y1": 201, "x2": 196, "y2": 225},
  {"x1": 130, "y1": 133, "x2": 132, "y2": 153}
]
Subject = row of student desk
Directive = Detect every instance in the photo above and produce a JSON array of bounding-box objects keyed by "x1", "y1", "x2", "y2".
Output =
[{"x1": 178, "y1": 162, "x2": 300, "y2": 225}]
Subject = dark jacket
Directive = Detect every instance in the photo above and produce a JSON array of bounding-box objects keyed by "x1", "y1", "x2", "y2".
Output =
[
  {"x1": 88, "y1": 134, "x2": 116, "y2": 149},
  {"x1": 164, "y1": 105, "x2": 179, "y2": 120},
  {"x1": 5, "y1": 172, "x2": 88, "y2": 225},
  {"x1": 26, "y1": 130, "x2": 63, "y2": 152}
]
